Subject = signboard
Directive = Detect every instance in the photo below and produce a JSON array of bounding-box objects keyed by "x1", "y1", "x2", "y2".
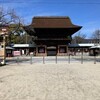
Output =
[
  {"x1": 0, "y1": 28, "x2": 8, "y2": 36},
  {"x1": 13, "y1": 51, "x2": 21, "y2": 56},
  {"x1": 0, "y1": 49, "x2": 4, "y2": 57},
  {"x1": 2, "y1": 28, "x2": 7, "y2": 32}
]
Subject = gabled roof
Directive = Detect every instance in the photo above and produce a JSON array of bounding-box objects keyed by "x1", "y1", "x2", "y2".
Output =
[
  {"x1": 13, "y1": 44, "x2": 36, "y2": 48},
  {"x1": 23, "y1": 16, "x2": 82, "y2": 36},
  {"x1": 31, "y1": 16, "x2": 82, "y2": 28},
  {"x1": 69, "y1": 43, "x2": 95, "y2": 47},
  {"x1": 90, "y1": 45, "x2": 100, "y2": 49}
]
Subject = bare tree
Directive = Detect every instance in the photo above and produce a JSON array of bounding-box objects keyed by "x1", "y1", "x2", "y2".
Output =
[
  {"x1": 71, "y1": 32, "x2": 86, "y2": 44},
  {"x1": 0, "y1": 6, "x2": 25, "y2": 45},
  {"x1": 91, "y1": 29, "x2": 100, "y2": 39}
]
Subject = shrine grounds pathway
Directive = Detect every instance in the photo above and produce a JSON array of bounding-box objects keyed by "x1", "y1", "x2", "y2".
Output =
[{"x1": 0, "y1": 62, "x2": 100, "y2": 100}]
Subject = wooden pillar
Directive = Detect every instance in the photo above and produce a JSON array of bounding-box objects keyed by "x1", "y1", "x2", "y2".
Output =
[
  {"x1": 67, "y1": 45, "x2": 69, "y2": 56},
  {"x1": 45, "y1": 45, "x2": 47, "y2": 56},
  {"x1": 36, "y1": 46, "x2": 38, "y2": 56},
  {"x1": 1, "y1": 36, "x2": 6, "y2": 64},
  {"x1": 66, "y1": 45, "x2": 67, "y2": 55},
  {"x1": 57, "y1": 45, "x2": 59, "y2": 56}
]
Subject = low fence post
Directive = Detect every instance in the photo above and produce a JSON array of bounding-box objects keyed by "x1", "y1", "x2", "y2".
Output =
[
  {"x1": 68, "y1": 54, "x2": 70, "y2": 64},
  {"x1": 43, "y1": 55, "x2": 45, "y2": 64},
  {"x1": 94, "y1": 55, "x2": 96, "y2": 64},
  {"x1": 81, "y1": 48, "x2": 83, "y2": 64},
  {"x1": 16, "y1": 56, "x2": 19, "y2": 64},
  {"x1": 30, "y1": 55, "x2": 32, "y2": 64},
  {"x1": 56, "y1": 55, "x2": 57, "y2": 64}
]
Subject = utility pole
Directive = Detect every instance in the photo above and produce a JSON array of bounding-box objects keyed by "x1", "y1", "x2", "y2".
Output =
[
  {"x1": 0, "y1": 13, "x2": 20, "y2": 65},
  {"x1": 0, "y1": 28, "x2": 8, "y2": 65}
]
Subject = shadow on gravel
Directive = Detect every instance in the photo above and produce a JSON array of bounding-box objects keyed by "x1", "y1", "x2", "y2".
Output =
[{"x1": 6, "y1": 58, "x2": 30, "y2": 64}]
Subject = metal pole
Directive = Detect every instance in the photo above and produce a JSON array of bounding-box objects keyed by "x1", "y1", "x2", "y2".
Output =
[
  {"x1": 43, "y1": 55, "x2": 45, "y2": 64},
  {"x1": 94, "y1": 55, "x2": 96, "y2": 64},
  {"x1": 30, "y1": 56, "x2": 32, "y2": 64},
  {"x1": 68, "y1": 54, "x2": 70, "y2": 64},
  {"x1": 17, "y1": 56, "x2": 19, "y2": 64},
  {"x1": 56, "y1": 55, "x2": 57, "y2": 64},
  {"x1": 67, "y1": 47, "x2": 70, "y2": 64}
]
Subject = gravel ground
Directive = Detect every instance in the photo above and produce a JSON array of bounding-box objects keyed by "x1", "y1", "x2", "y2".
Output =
[{"x1": 0, "y1": 63, "x2": 100, "y2": 100}]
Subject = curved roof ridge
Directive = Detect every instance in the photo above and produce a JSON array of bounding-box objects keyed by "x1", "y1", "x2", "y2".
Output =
[
  {"x1": 31, "y1": 16, "x2": 82, "y2": 29},
  {"x1": 33, "y1": 16, "x2": 70, "y2": 19}
]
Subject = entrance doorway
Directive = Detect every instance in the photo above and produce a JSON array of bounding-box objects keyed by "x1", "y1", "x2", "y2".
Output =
[{"x1": 47, "y1": 46, "x2": 57, "y2": 56}]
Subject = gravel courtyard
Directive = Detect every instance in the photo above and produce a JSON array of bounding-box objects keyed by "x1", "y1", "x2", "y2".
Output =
[{"x1": 0, "y1": 63, "x2": 100, "y2": 100}]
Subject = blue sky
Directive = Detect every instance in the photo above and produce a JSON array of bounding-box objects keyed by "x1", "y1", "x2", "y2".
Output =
[{"x1": 0, "y1": 0, "x2": 100, "y2": 38}]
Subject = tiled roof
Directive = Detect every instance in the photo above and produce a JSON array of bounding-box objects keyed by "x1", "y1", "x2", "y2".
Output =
[{"x1": 31, "y1": 16, "x2": 82, "y2": 28}]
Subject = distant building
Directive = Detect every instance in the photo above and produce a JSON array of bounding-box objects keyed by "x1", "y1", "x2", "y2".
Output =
[
  {"x1": 13, "y1": 44, "x2": 36, "y2": 55},
  {"x1": 82, "y1": 39, "x2": 99, "y2": 44}
]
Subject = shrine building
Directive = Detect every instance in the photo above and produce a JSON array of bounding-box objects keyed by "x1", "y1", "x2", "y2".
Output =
[{"x1": 24, "y1": 16, "x2": 82, "y2": 56}]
